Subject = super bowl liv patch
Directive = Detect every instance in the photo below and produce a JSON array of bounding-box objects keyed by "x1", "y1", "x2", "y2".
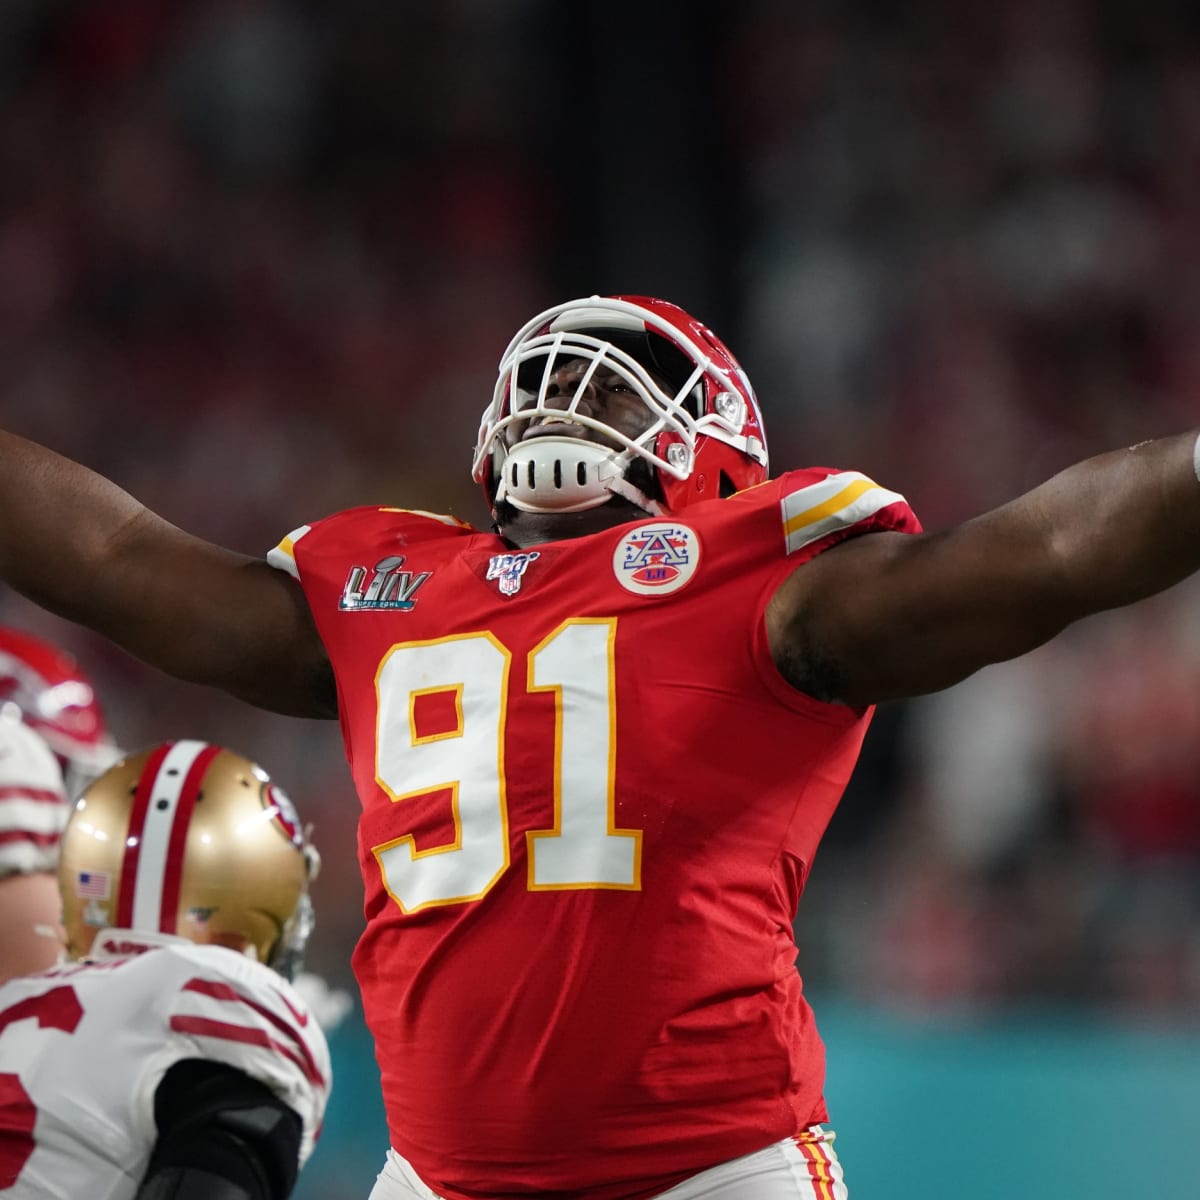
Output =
[
  {"x1": 612, "y1": 524, "x2": 699, "y2": 595},
  {"x1": 340, "y1": 556, "x2": 431, "y2": 611}
]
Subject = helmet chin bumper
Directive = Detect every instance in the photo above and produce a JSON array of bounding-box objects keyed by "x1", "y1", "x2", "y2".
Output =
[{"x1": 494, "y1": 437, "x2": 661, "y2": 515}]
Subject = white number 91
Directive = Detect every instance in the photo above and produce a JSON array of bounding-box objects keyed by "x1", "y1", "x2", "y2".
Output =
[{"x1": 373, "y1": 620, "x2": 642, "y2": 912}]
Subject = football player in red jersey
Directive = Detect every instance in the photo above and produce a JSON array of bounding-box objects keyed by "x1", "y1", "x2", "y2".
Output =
[{"x1": 2, "y1": 294, "x2": 1200, "y2": 1198}]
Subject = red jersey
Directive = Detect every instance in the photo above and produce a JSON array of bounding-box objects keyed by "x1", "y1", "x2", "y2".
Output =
[{"x1": 268, "y1": 469, "x2": 919, "y2": 1200}]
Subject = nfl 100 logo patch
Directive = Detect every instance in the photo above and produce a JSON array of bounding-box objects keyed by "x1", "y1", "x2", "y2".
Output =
[
  {"x1": 612, "y1": 523, "x2": 700, "y2": 596},
  {"x1": 486, "y1": 551, "x2": 540, "y2": 596}
]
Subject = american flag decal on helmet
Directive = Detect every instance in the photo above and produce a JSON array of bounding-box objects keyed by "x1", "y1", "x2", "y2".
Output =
[
  {"x1": 75, "y1": 870, "x2": 111, "y2": 899},
  {"x1": 780, "y1": 472, "x2": 905, "y2": 556}
]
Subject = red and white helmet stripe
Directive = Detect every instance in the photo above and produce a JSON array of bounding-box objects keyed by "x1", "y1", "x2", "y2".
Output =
[{"x1": 115, "y1": 739, "x2": 222, "y2": 933}]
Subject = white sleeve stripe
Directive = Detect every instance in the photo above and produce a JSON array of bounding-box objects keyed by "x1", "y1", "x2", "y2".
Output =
[
  {"x1": 265, "y1": 547, "x2": 299, "y2": 580},
  {"x1": 781, "y1": 472, "x2": 906, "y2": 555},
  {"x1": 0, "y1": 797, "x2": 69, "y2": 835},
  {"x1": 266, "y1": 525, "x2": 311, "y2": 581},
  {"x1": 0, "y1": 842, "x2": 59, "y2": 875}
]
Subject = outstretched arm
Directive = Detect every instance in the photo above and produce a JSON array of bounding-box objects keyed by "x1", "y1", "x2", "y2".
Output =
[
  {"x1": 767, "y1": 432, "x2": 1200, "y2": 706},
  {"x1": 0, "y1": 430, "x2": 335, "y2": 718}
]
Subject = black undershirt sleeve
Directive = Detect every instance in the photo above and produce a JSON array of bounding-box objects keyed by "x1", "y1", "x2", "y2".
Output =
[{"x1": 135, "y1": 1059, "x2": 304, "y2": 1200}]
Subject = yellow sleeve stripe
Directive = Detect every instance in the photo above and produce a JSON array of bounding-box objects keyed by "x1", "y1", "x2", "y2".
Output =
[
  {"x1": 781, "y1": 472, "x2": 905, "y2": 555},
  {"x1": 265, "y1": 525, "x2": 310, "y2": 581}
]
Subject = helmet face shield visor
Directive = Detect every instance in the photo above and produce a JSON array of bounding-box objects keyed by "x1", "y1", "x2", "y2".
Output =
[
  {"x1": 491, "y1": 332, "x2": 701, "y2": 514},
  {"x1": 500, "y1": 328, "x2": 702, "y2": 473}
]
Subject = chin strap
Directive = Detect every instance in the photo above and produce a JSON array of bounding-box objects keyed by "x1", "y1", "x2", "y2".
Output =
[
  {"x1": 495, "y1": 438, "x2": 661, "y2": 516},
  {"x1": 602, "y1": 474, "x2": 663, "y2": 516}
]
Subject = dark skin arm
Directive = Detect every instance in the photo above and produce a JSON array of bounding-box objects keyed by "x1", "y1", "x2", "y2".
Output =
[
  {"x1": 6, "y1": 426, "x2": 1198, "y2": 717},
  {"x1": 766, "y1": 433, "x2": 1200, "y2": 706},
  {"x1": 0, "y1": 430, "x2": 336, "y2": 718}
]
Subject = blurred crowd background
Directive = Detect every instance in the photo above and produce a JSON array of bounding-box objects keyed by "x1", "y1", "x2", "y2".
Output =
[{"x1": 4, "y1": 0, "x2": 1200, "y2": 1038}]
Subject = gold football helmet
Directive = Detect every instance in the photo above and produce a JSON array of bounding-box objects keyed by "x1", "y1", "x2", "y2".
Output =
[{"x1": 58, "y1": 740, "x2": 320, "y2": 977}]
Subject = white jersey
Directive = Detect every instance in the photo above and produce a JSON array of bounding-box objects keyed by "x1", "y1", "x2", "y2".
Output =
[
  {"x1": 0, "y1": 929, "x2": 332, "y2": 1198},
  {"x1": 0, "y1": 718, "x2": 68, "y2": 879}
]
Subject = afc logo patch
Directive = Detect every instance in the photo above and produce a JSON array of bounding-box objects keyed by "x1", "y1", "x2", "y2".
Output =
[{"x1": 612, "y1": 523, "x2": 700, "y2": 596}]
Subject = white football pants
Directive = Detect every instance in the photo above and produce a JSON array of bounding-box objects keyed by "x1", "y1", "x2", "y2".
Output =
[{"x1": 367, "y1": 1128, "x2": 848, "y2": 1200}]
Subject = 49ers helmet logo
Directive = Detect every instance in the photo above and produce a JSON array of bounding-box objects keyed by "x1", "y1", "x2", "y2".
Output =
[{"x1": 265, "y1": 783, "x2": 304, "y2": 848}]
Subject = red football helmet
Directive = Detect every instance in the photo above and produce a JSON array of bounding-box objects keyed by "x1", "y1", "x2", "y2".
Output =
[
  {"x1": 0, "y1": 627, "x2": 118, "y2": 797},
  {"x1": 473, "y1": 295, "x2": 769, "y2": 516}
]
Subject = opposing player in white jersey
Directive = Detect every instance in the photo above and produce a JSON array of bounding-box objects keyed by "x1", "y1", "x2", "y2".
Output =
[
  {"x1": 0, "y1": 713, "x2": 69, "y2": 981},
  {"x1": 0, "y1": 627, "x2": 120, "y2": 800},
  {"x1": 0, "y1": 626, "x2": 119, "y2": 983},
  {"x1": 0, "y1": 740, "x2": 332, "y2": 1200}
]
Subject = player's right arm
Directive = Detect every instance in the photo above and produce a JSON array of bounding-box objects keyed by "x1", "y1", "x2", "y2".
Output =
[
  {"x1": 0, "y1": 429, "x2": 335, "y2": 718},
  {"x1": 136, "y1": 1061, "x2": 304, "y2": 1200},
  {"x1": 132, "y1": 946, "x2": 331, "y2": 1199}
]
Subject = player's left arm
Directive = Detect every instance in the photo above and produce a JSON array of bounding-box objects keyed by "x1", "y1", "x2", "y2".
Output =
[
  {"x1": 766, "y1": 432, "x2": 1200, "y2": 705},
  {"x1": 135, "y1": 1060, "x2": 303, "y2": 1200}
]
